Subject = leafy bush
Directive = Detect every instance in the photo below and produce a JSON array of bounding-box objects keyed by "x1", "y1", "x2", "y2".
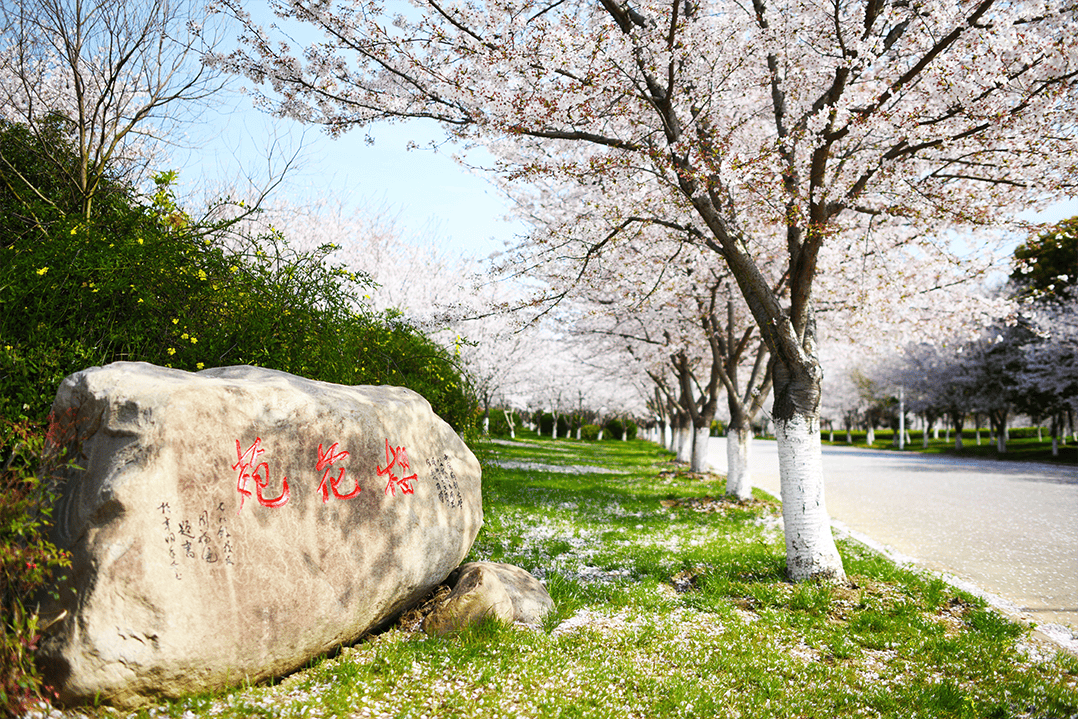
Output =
[
  {"x1": 605, "y1": 418, "x2": 624, "y2": 439},
  {"x1": 605, "y1": 418, "x2": 637, "y2": 440},
  {"x1": 580, "y1": 424, "x2": 601, "y2": 441},
  {"x1": 1, "y1": 419, "x2": 72, "y2": 716},
  {"x1": 0, "y1": 119, "x2": 477, "y2": 434}
]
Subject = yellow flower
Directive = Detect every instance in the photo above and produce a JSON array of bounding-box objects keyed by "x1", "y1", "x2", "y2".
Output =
[
  {"x1": 137, "y1": 238, "x2": 144, "y2": 245},
  {"x1": 167, "y1": 347, "x2": 176, "y2": 356},
  {"x1": 36, "y1": 267, "x2": 48, "y2": 276},
  {"x1": 190, "y1": 337, "x2": 197, "y2": 344},
  {"x1": 172, "y1": 318, "x2": 179, "y2": 324},
  {"x1": 196, "y1": 362, "x2": 204, "y2": 370},
  {"x1": 197, "y1": 270, "x2": 207, "y2": 281},
  {"x1": 181, "y1": 333, "x2": 189, "y2": 340}
]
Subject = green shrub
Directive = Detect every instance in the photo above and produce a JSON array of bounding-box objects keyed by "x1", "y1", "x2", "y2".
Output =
[
  {"x1": 537, "y1": 413, "x2": 570, "y2": 436},
  {"x1": 580, "y1": 424, "x2": 601, "y2": 441},
  {"x1": 0, "y1": 119, "x2": 477, "y2": 434},
  {"x1": 1, "y1": 419, "x2": 72, "y2": 716},
  {"x1": 605, "y1": 418, "x2": 637, "y2": 440}
]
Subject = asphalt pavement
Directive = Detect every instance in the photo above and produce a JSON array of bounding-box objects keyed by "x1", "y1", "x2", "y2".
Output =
[{"x1": 707, "y1": 437, "x2": 1078, "y2": 640}]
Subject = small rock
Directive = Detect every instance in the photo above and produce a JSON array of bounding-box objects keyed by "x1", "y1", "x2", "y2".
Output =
[{"x1": 423, "y1": 562, "x2": 554, "y2": 635}]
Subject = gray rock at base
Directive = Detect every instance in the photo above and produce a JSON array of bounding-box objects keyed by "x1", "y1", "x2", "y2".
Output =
[
  {"x1": 37, "y1": 362, "x2": 482, "y2": 707},
  {"x1": 422, "y1": 562, "x2": 553, "y2": 635}
]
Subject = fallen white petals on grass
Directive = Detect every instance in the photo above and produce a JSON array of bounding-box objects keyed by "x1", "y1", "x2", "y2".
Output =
[
  {"x1": 551, "y1": 608, "x2": 642, "y2": 637},
  {"x1": 489, "y1": 459, "x2": 629, "y2": 474}
]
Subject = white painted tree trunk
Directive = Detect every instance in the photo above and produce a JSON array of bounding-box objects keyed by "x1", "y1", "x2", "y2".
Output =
[
  {"x1": 866, "y1": 427, "x2": 875, "y2": 445},
  {"x1": 775, "y1": 414, "x2": 845, "y2": 582},
  {"x1": 690, "y1": 425, "x2": 710, "y2": 473},
  {"x1": 725, "y1": 426, "x2": 753, "y2": 500},
  {"x1": 676, "y1": 425, "x2": 692, "y2": 463}
]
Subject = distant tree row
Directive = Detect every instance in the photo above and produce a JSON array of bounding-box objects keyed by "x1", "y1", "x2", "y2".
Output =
[{"x1": 825, "y1": 220, "x2": 1077, "y2": 456}]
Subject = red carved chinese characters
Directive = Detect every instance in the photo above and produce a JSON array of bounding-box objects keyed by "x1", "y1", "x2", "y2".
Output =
[
  {"x1": 316, "y1": 442, "x2": 360, "y2": 502},
  {"x1": 230, "y1": 437, "x2": 417, "y2": 509},
  {"x1": 377, "y1": 438, "x2": 417, "y2": 496},
  {"x1": 233, "y1": 437, "x2": 290, "y2": 512}
]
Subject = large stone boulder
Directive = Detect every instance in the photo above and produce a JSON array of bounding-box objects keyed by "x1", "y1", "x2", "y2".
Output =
[
  {"x1": 422, "y1": 562, "x2": 554, "y2": 635},
  {"x1": 37, "y1": 362, "x2": 482, "y2": 707}
]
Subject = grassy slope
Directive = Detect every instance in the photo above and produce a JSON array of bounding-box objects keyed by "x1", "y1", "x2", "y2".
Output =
[{"x1": 61, "y1": 434, "x2": 1078, "y2": 719}]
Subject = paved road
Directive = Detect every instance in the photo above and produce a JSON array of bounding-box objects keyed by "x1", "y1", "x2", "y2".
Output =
[{"x1": 708, "y1": 439, "x2": 1078, "y2": 634}]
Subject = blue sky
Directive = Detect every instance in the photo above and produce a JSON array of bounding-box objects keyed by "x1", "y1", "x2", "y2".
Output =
[{"x1": 175, "y1": 91, "x2": 523, "y2": 261}]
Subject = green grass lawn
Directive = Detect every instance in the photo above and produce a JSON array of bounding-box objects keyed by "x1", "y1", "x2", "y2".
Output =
[{"x1": 59, "y1": 435, "x2": 1078, "y2": 719}]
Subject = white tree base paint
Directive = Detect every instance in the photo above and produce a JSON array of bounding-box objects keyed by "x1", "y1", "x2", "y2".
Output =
[
  {"x1": 725, "y1": 428, "x2": 753, "y2": 500},
  {"x1": 775, "y1": 414, "x2": 846, "y2": 582},
  {"x1": 690, "y1": 426, "x2": 710, "y2": 473},
  {"x1": 676, "y1": 427, "x2": 693, "y2": 463}
]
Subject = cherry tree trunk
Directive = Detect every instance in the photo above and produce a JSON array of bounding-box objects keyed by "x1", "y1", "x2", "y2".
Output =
[
  {"x1": 951, "y1": 412, "x2": 965, "y2": 449},
  {"x1": 725, "y1": 425, "x2": 753, "y2": 501},
  {"x1": 675, "y1": 416, "x2": 693, "y2": 463},
  {"x1": 1052, "y1": 414, "x2": 1060, "y2": 457},
  {"x1": 725, "y1": 406, "x2": 753, "y2": 501},
  {"x1": 690, "y1": 423, "x2": 711, "y2": 473},
  {"x1": 772, "y1": 361, "x2": 845, "y2": 582}
]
